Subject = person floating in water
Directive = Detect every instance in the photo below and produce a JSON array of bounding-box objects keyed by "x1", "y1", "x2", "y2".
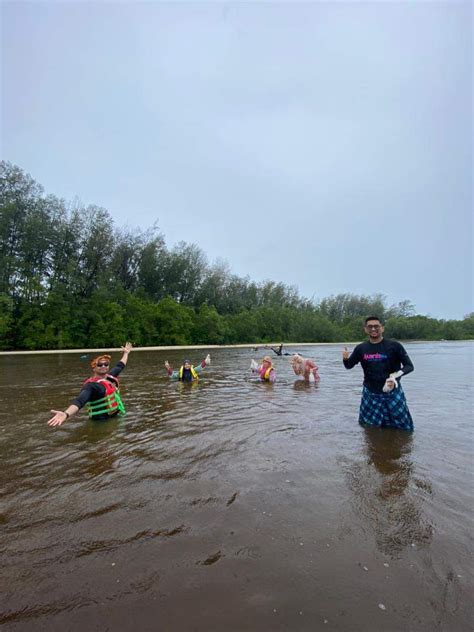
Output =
[
  {"x1": 290, "y1": 353, "x2": 320, "y2": 383},
  {"x1": 165, "y1": 355, "x2": 211, "y2": 382},
  {"x1": 270, "y1": 343, "x2": 283, "y2": 356},
  {"x1": 250, "y1": 355, "x2": 276, "y2": 382},
  {"x1": 47, "y1": 342, "x2": 133, "y2": 426},
  {"x1": 343, "y1": 316, "x2": 414, "y2": 430}
]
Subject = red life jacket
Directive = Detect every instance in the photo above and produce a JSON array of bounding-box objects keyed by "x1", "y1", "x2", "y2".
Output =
[{"x1": 83, "y1": 375, "x2": 120, "y2": 413}]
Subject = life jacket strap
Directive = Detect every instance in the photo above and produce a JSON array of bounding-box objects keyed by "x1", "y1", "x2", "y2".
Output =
[{"x1": 87, "y1": 391, "x2": 126, "y2": 418}]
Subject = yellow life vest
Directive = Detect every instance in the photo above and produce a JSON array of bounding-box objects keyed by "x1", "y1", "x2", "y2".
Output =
[
  {"x1": 263, "y1": 366, "x2": 273, "y2": 380},
  {"x1": 179, "y1": 365, "x2": 199, "y2": 380}
]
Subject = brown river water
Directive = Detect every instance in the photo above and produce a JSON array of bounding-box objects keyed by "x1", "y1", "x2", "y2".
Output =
[{"x1": 0, "y1": 342, "x2": 472, "y2": 631}]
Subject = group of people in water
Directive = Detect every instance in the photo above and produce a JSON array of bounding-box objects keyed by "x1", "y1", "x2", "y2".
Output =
[
  {"x1": 248, "y1": 353, "x2": 320, "y2": 384},
  {"x1": 47, "y1": 316, "x2": 415, "y2": 431}
]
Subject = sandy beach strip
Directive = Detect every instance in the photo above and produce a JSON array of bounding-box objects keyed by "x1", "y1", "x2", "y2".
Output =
[
  {"x1": 0, "y1": 342, "x2": 359, "y2": 356},
  {"x1": 0, "y1": 340, "x2": 442, "y2": 356}
]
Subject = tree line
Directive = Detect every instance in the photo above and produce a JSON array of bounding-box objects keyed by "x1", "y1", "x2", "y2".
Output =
[{"x1": 1, "y1": 161, "x2": 472, "y2": 350}]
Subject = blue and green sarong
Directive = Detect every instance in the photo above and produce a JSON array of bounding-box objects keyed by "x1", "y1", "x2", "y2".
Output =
[{"x1": 359, "y1": 385, "x2": 413, "y2": 431}]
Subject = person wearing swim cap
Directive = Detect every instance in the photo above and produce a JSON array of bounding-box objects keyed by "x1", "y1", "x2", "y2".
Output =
[
  {"x1": 342, "y1": 317, "x2": 414, "y2": 430},
  {"x1": 164, "y1": 354, "x2": 211, "y2": 382},
  {"x1": 47, "y1": 342, "x2": 133, "y2": 426}
]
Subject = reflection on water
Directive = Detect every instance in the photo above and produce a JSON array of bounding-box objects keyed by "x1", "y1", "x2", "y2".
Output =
[
  {"x1": 0, "y1": 343, "x2": 472, "y2": 631},
  {"x1": 292, "y1": 379, "x2": 320, "y2": 392},
  {"x1": 346, "y1": 428, "x2": 433, "y2": 558}
]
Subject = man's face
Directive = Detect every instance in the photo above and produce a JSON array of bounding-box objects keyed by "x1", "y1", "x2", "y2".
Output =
[
  {"x1": 94, "y1": 360, "x2": 110, "y2": 376},
  {"x1": 184, "y1": 361, "x2": 191, "y2": 370},
  {"x1": 364, "y1": 320, "x2": 384, "y2": 340}
]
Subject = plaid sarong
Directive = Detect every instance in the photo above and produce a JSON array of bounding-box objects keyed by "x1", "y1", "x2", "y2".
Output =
[{"x1": 359, "y1": 384, "x2": 414, "y2": 431}]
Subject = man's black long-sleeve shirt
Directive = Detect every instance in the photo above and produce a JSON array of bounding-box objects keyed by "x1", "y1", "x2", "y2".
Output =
[{"x1": 343, "y1": 339, "x2": 414, "y2": 393}]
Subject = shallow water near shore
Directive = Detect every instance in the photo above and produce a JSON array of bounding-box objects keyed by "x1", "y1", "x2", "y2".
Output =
[{"x1": 1, "y1": 342, "x2": 473, "y2": 631}]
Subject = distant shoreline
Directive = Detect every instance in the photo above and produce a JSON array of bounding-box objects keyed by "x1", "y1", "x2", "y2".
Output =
[{"x1": 0, "y1": 340, "x2": 470, "y2": 356}]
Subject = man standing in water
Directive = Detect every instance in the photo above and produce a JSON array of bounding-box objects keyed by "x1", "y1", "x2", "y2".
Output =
[
  {"x1": 342, "y1": 317, "x2": 414, "y2": 430},
  {"x1": 47, "y1": 342, "x2": 133, "y2": 426}
]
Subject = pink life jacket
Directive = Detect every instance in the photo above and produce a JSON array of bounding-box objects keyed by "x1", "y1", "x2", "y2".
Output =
[{"x1": 259, "y1": 363, "x2": 274, "y2": 381}]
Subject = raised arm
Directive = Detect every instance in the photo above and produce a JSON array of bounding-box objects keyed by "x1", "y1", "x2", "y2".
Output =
[
  {"x1": 164, "y1": 361, "x2": 179, "y2": 379},
  {"x1": 119, "y1": 342, "x2": 133, "y2": 366},
  {"x1": 342, "y1": 346, "x2": 359, "y2": 369},
  {"x1": 194, "y1": 354, "x2": 211, "y2": 374}
]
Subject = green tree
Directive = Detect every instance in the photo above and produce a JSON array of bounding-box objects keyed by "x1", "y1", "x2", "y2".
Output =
[
  {"x1": 162, "y1": 242, "x2": 207, "y2": 304},
  {"x1": 0, "y1": 161, "x2": 470, "y2": 350},
  {"x1": 155, "y1": 297, "x2": 194, "y2": 345},
  {"x1": 460, "y1": 313, "x2": 474, "y2": 339},
  {"x1": 225, "y1": 310, "x2": 259, "y2": 343},
  {"x1": 192, "y1": 304, "x2": 227, "y2": 344},
  {"x1": 0, "y1": 293, "x2": 14, "y2": 348}
]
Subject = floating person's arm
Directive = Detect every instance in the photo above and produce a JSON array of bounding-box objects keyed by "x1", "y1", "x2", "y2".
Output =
[{"x1": 270, "y1": 345, "x2": 283, "y2": 356}]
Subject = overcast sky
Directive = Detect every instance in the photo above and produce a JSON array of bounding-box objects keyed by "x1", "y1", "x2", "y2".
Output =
[{"x1": 2, "y1": 1, "x2": 472, "y2": 319}]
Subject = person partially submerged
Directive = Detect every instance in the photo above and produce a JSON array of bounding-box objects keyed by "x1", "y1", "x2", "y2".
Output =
[
  {"x1": 270, "y1": 343, "x2": 284, "y2": 356},
  {"x1": 290, "y1": 353, "x2": 320, "y2": 383},
  {"x1": 250, "y1": 355, "x2": 276, "y2": 382},
  {"x1": 47, "y1": 342, "x2": 133, "y2": 426},
  {"x1": 343, "y1": 316, "x2": 414, "y2": 430},
  {"x1": 164, "y1": 354, "x2": 211, "y2": 382}
]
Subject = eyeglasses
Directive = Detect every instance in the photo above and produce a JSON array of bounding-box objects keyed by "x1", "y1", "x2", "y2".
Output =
[
  {"x1": 97, "y1": 362, "x2": 109, "y2": 367},
  {"x1": 366, "y1": 325, "x2": 381, "y2": 330}
]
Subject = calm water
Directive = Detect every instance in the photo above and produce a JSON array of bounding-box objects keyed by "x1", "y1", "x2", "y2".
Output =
[{"x1": 1, "y1": 342, "x2": 472, "y2": 631}]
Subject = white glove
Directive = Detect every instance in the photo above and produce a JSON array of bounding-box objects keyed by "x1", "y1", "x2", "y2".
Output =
[
  {"x1": 205, "y1": 354, "x2": 211, "y2": 366},
  {"x1": 250, "y1": 359, "x2": 258, "y2": 371},
  {"x1": 383, "y1": 372, "x2": 401, "y2": 393}
]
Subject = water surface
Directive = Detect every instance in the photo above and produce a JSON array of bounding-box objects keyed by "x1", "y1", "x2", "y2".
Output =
[{"x1": 1, "y1": 343, "x2": 472, "y2": 631}]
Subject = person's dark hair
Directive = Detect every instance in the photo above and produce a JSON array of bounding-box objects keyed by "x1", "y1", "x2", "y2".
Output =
[{"x1": 365, "y1": 316, "x2": 383, "y2": 325}]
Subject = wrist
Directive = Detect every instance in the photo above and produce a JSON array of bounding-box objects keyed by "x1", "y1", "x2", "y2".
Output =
[{"x1": 63, "y1": 411, "x2": 70, "y2": 419}]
